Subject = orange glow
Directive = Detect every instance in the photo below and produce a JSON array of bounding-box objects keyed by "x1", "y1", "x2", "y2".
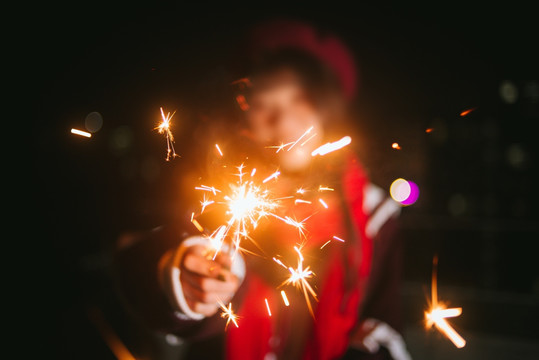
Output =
[
  {"x1": 460, "y1": 107, "x2": 477, "y2": 117},
  {"x1": 71, "y1": 128, "x2": 91, "y2": 138},
  {"x1": 425, "y1": 128, "x2": 433, "y2": 133},
  {"x1": 88, "y1": 307, "x2": 136, "y2": 360},
  {"x1": 231, "y1": 77, "x2": 252, "y2": 87},
  {"x1": 235, "y1": 94, "x2": 250, "y2": 111},
  {"x1": 391, "y1": 142, "x2": 401, "y2": 150}
]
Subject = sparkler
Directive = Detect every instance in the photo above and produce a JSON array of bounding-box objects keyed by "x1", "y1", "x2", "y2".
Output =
[
  {"x1": 218, "y1": 300, "x2": 239, "y2": 329},
  {"x1": 193, "y1": 164, "x2": 302, "y2": 258},
  {"x1": 425, "y1": 256, "x2": 466, "y2": 348},
  {"x1": 274, "y1": 246, "x2": 317, "y2": 317},
  {"x1": 155, "y1": 107, "x2": 178, "y2": 161}
]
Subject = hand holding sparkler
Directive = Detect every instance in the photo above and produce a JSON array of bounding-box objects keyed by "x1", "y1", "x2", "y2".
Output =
[{"x1": 180, "y1": 244, "x2": 240, "y2": 317}]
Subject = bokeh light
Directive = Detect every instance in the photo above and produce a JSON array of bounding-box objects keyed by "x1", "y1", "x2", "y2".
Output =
[
  {"x1": 390, "y1": 178, "x2": 419, "y2": 206},
  {"x1": 85, "y1": 111, "x2": 103, "y2": 133}
]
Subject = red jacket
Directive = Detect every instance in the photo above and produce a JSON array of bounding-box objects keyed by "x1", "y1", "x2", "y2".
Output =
[{"x1": 113, "y1": 155, "x2": 403, "y2": 359}]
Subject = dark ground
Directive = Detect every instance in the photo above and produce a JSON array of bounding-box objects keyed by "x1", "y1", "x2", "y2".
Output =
[{"x1": 23, "y1": 3, "x2": 538, "y2": 359}]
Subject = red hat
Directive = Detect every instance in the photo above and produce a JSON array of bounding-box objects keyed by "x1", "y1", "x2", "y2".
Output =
[{"x1": 248, "y1": 19, "x2": 358, "y2": 100}]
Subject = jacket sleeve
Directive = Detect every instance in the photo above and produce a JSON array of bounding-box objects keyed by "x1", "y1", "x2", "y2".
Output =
[
  {"x1": 360, "y1": 215, "x2": 403, "y2": 332},
  {"x1": 111, "y1": 223, "x2": 247, "y2": 340}
]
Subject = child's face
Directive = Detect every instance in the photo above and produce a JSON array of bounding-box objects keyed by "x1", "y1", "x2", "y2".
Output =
[{"x1": 246, "y1": 69, "x2": 323, "y2": 172}]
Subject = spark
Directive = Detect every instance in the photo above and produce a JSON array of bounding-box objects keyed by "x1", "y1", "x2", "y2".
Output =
[
  {"x1": 263, "y1": 170, "x2": 281, "y2": 183},
  {"x1": 215, "y1": 144, "x2": 224, "y2": 156},
  {"x1": 288, "y1": 126, "x2": 314, "y2": 151},
  {"x1": 300, "y1": 132, "x2": 318, "y2": 147},
  {"x1": 191, "y1": 218, "x2": 204, "y2": 233},
  {"x1": 71, "y1": 128, "x2": 92, "y2": 138},
  {"x1": 278, "y1": 246, "x2": 317, "y2": 317},
  {"x1": 154, "y1": 107, "x2": 178, "y2": 161},
  {"x1": 311, "y1": 136, "x2": 352, "y2": 156},
  {"x1": 195, "y1": 185, "x2": 221, "y2": 195},
  {"x1": 218, "y1": 300, "x2": 239, "y2": 329},
  {"x1": 318, "y1": 198, "x2": 329, "y2": 209},
  {"x1": 460, "y1": 107, "x2": 476, "y2": 117},
  {"x1": 425, "y1": 256, "x2": 466, "y2": 348},
  {"x1": 281, "y1": 290, "x2": 290, "y2": 306},
  {"x1": 426, "y1": 128, "x2": 434, "y2": 133},
  {"x1": 282, "y1": 215, "x2": 308, "y2": 238},
  {"x1": 332, "y1": 235, "x2": 345, "y2": 242},
  {"x1": 266, "y1": 142, "x2": 294, "y2": 153},
  {"x1": 200, "y1": 195, "x2": 214, "y2": 214},
  {"x1": 196, "y1": 164, "x2": 289, "y2": 258},
  {"x1": 267, "y1": 126, "x2": 315, "y2": 153},
  {"x1": 318, "y1": 186, "x2": 334, "y2": 192},
  {"x1": 295, "y1": 199, "x2": 312, "y2": 205},
  {"x1": 320, "y1": 240, "x2": 331, "y2": 249},
  {"x1": 392, "y1": 142, "x2": 401, "y2": 150},
  {"x1": 265, "y1": 298, "x2": 272, "y2": 316},
  {"x1": 296, "y1": 187, "x2": 307, "y2": 195},
  {"x1": 250, "y1": 168, "x2": 256, "y2": 177},
  {"x1": 273, "y1": 257, "x2": 287, "y2": 269}
]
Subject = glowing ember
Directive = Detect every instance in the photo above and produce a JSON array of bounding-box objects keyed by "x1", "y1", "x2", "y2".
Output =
[
  {"x1": 460, "y1": 107, "x2": 477, "y2": 117},
  {"x1": 392, "y1": 142, "x2": 401, "y2": 150},
  {"x1": 218, "y1": 300, "x2": 239, "y2": 329},
  {"x1": 71, "y1": 128, "x2": 92, "y2": 138},
  {"x1": 425, "y1": 128, "x2": 434, "y2": 133},
  {"x1": 311, "y1": 136, "x2": 352, "y2": 156},
  {"x1": 425, "y1": 256, "x2": 466, "y2": 348},
  {"x1": 154, "y1": 107, "x2": 178, "y2": 161}
]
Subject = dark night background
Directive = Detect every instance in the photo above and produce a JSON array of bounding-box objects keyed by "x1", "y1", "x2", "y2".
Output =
[{"x1": 26, "y1": 3, "x2": 538, "y2": 359}]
